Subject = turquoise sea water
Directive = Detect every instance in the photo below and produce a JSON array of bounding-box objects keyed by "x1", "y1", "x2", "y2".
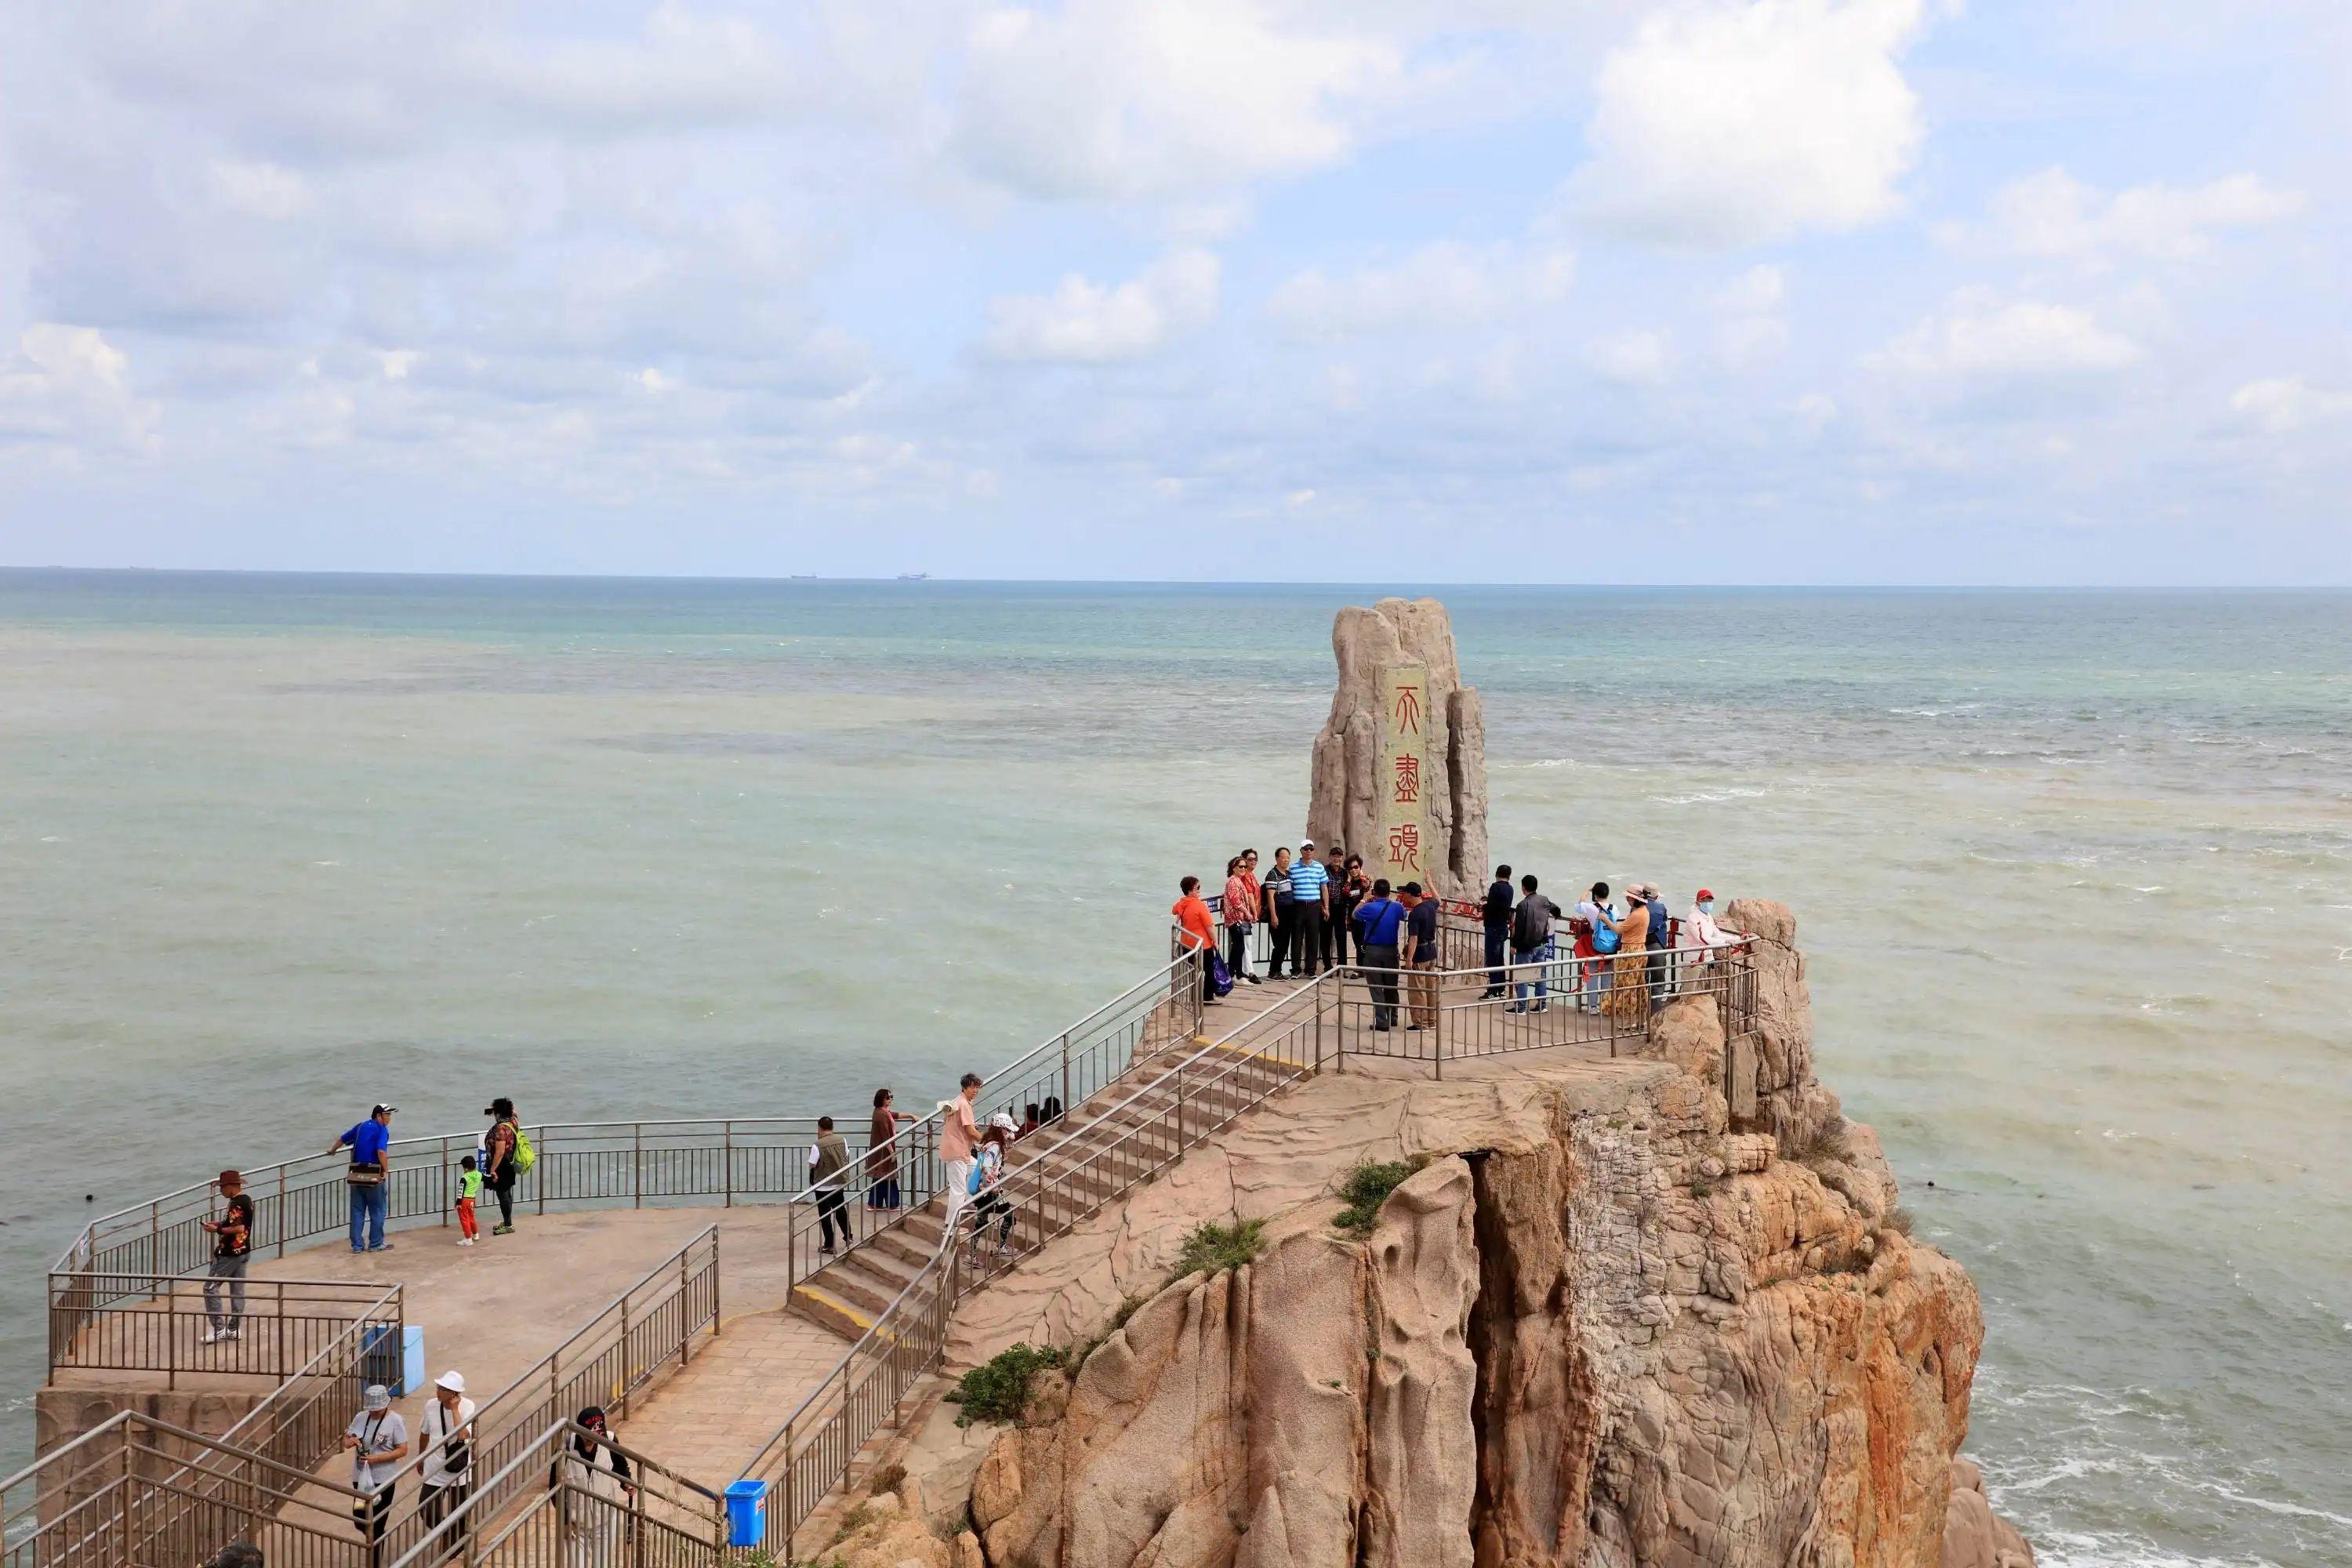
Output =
[{"x1": 2, "y1": 574, "x2": 2347, "y2": 1566}]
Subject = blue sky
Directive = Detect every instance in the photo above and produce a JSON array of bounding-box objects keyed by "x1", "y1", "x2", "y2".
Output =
[{"x1": 0, "y1": 1, "x2": 2345, "y2": 583}]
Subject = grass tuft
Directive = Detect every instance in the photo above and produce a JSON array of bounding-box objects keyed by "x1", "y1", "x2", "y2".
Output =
[
  {"x1": 1174, "y1": 1218, "x2": 1267, "y2": 1279},
  {"x1": 1780, "y1": 1116, "x2": 1853, "y2": 1169},
  {"x1": 1332, "y1": 1160, "x2": 1415, "y2": 1236},
  {"x1": 1882, "y1": 1206, "x2": 1915, "y2": 1238},
  {"x1": 948, "y1": 1342, "x2": 1068, "y2": 1428}
]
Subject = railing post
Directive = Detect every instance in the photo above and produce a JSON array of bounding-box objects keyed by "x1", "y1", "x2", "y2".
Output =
[
  {"x1": 724, "y1": 1121, "x2": 735, "y2": 1209},
  {"x1": 440, "y1": 1137, "x2": 451, "y2": 1228},
  {"x1": 1060, "y1": 1033, "x2": 1072, "y2": 1129},
  {"x1": 633, "y1": 1124, "x2": 643, "y2": 1210},
  {"x1": 536, "y1": 1127, "x2": 547, "y2": 1216},
  {"x1": 619, "y1": 1293, "x2": 632, "y2": 1414},
  {"x1": 276, "y1": 1168, "x2": 287, "y2": 1259},
  {"x1": 680, "y1": 1247, "x2": 691, "y2": 1369}
]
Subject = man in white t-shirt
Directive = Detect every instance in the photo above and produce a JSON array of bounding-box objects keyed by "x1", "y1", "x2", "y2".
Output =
[
  {"x1": 419, "y1": 1369, "x2": 477, "y2": 1540},
  {"x1": 345, "y1": 1385, "x2": 408, "y2": 1566}
]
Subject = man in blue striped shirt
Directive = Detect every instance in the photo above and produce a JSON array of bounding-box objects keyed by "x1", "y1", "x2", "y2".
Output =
[{"x1": 1287, "y1": 840, "x2": 1329, "y2": 975}]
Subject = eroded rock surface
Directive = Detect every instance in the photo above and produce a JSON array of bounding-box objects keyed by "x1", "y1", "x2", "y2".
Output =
[
  {"x1": 1307, "y1": 596, "x2": 1488, "y2": 899},
  {"x1": 893, "y1": 904, "x2": 2031, "y2": 1568}
]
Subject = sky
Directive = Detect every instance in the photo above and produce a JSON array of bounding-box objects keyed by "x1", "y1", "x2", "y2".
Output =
[{"x1": 0, "y1": 0, "x2": 2346, "y2": 585}]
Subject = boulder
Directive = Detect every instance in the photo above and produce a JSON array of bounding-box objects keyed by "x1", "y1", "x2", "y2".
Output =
[{"x1": 1307, "y1": 597, "x2": 1488, "y2": 899}]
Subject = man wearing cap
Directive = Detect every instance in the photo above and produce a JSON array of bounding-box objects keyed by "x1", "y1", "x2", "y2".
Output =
[
  {"x1": 418, "y1": 1370, "x2": 477, "y2": 1540},
  {"x1": 200, "y1": 1169, "x2": 254, "y2": 1344},
  {"x1": 328, "y1": 1104, "x2": 397, "y2": 1254},
  {"x1": 344, "y1": 1384, "x2": 408, "y2": 1564},
  {"x1": 1286, "y1": 839, "x2": 1329, "y2": 976},
  {"x1": 1639, "y1": 884, "x2": 1673, "y2": 1005},
  {"x1": 1679, "y1": 887, "x2": 1735, "y2": 984}
]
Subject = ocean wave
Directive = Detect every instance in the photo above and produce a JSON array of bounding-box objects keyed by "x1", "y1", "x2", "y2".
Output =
[{"x1": 1648, "y1": 786, "x2": 1770, "y2": 805}]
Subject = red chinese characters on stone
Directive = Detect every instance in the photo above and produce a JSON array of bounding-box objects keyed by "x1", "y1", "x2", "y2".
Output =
[
  {"x1": 1391, "y1": 753, "x2": 1421, "y2": 805},
  {"x1": 1391, "y1": 684, "x2": 1423, "y2": 736},
  {"x1": 1386, "y1": 822, "x2": 1421, "y2": 871}
]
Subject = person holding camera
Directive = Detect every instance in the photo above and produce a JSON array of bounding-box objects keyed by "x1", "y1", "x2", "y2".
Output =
[{"x1": 344, "y1": 1385, "x2": 408, "y2": 1566}]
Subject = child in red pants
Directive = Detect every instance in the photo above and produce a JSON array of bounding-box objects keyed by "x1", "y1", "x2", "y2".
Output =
[{"x1": 457, "y1": 1155, "x2": 482, "y2": 1245}]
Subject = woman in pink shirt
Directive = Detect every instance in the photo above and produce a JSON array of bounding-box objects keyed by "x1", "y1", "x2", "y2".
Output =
[{"x1": 1222, "y1": 853, "x2": 1263, "y2": 987}]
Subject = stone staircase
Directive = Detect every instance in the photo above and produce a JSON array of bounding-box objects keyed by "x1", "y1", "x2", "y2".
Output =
[{"x1": 786, "y1": 975, "x2": 1317, "y2": 1340}]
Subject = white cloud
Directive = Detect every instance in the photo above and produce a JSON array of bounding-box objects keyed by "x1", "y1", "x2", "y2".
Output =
[
  {"x1": 1265, "y1": 241, "x2": 1574, "y2": 340},
  {"x1": 953, "y1": 1, "x2": 1401, "y2": 201},
  {"x1": 1570, "y1": 0, "x2": 1929, "y2": 247},
  {"x1": 2230, "y1": 376, "x2": 2352, "y2": 433},
  {"x1": 0, "y1": 323, "x2": 160, "y2": 448},
  {"x1": 1871, "y1": 290, "x2": 2142, "y2": 379},
  {"x1": 1980, "y1": 167, "x2": 2304, "y2": 263},
  {"x1": 1587, "y1": 328, "x2": 1674, "y2": 386},
  {"x1": 983, "y1": 249, "x2": 1221, "y2": 364},
  {"x1": 205, "y1": 159, "x2": 312, "y2": 221}
]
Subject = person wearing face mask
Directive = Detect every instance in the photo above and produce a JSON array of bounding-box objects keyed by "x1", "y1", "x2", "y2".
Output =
[{"x1": 1677, "y1": 887, "x2": 1736, "y2": 982}]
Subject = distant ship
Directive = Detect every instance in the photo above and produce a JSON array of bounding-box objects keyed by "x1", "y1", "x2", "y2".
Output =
[
  {"x1": 789, "y1": 574, "x2": 817, "y2": 580},
  {"x1": 896, "y1": 572, "x2": 930, "y2": 581}
]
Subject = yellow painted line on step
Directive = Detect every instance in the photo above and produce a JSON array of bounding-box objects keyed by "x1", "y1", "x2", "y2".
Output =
[{"x1": 791, "y1": 1284, "x2": 908, "y2": 1346}]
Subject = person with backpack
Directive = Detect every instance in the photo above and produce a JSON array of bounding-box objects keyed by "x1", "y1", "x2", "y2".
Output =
[
  {"x1": 1480, "y1": 864, "x2": 1515, "y2": 997},
  {"x1": 1573, "y1": 882, "x2": 1616, "y2": 1014},
  {"x1": 1508, "y1": 876, "x2": 1562, "y2": 1013},
  {"x1": 1636, "y1": 883, "x2": 1674, "y2": 1006},
  {"x1": 328, "y1": 1104, "x2": 397, "y2": 1254},
  {"x1": 481, "y1": 1098, "x2": 529, "y2": 1237}
]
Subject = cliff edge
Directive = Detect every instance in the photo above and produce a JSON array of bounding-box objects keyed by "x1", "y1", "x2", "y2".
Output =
[{"x1": 821, "y1": 902, "x2": 2034, "y2": 1568}]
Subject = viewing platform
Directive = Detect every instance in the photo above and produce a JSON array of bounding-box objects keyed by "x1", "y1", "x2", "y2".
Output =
[{"x1": 16, "y1": 906, "x2": 1760, "y2": 1568}]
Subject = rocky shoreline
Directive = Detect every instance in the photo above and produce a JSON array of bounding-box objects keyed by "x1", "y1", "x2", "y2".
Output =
[{"x1": 802, "y1": 902, "x2": 2034, "y2": 1568}]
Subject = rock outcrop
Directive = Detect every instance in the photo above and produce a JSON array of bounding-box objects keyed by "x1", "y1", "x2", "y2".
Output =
[
  {"x1": 1307, "y1": 597, "x2": 1487, "y2": 900},
  {"x1": 869, "y1": 903, "x2": 2031, "y2": 1568}
]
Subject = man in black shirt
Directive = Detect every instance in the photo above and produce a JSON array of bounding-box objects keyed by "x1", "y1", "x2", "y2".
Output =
[
  {"x1": 201, "y1": 1168, "x2": 254, "y2": 1344},
  {"x1": 1481, "y1": 863, "x2": 1514, "y2": 996},
  {"x1": 1400, "y1": 882, "x2": 1442, "y2": 1031}
]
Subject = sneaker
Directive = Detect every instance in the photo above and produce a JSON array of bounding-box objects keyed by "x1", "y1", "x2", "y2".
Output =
[
  {"x1": 1531, "y1": 1002, "x2": 1548, "y2": 1014},
  {"x1": 457, "y1": 1237, "x2": 474, "y2": 1247},
  {"x1": 201, "y1": 1327, "x2": 223, "y2": 1345},
  {"x1": 1507, "y1": 1004, "x2": 1526, "y2": 1014},
  {"x1": 223, "y1": 1327, "x2": 240, "y2": 1341},
  {"x1": 369, "y1": 1243, "x2": 394, "y2": 1252},
  {"x1": 1406, "y1": 1023, "x2": 1424, "y2": 1032},
  {"x1": 492, "y1": 1224, "x2": 515, "y2": 1236}
]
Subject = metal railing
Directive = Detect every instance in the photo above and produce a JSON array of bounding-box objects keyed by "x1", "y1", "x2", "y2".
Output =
[
  {"x1": 54, "y1": 1120, "x2": 855, "y2": 1290},
  {"x1": 366, "y1": 1225, "x2": 720, "y2": 1568},
  {"x1": 386, "y1": 1420, "x2": 723, "y2": 1568},
  {"x1": 47, "y1": 1273, "x2": 403, "y2": 1385},
  {"x1": 779, "y1": 953, "x2": 1203, "y2": 1294},
  {"x1": 741, "y1": 975, "x2": 1331, "y2": 1550},
  {"x1": 2, "y1": 1411, "x2": 376, "y2": 1568}
]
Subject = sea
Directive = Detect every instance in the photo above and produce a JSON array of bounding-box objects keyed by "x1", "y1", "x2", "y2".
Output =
[{"x1": 1, "y1": 573, "x2": 2346, "y2": 1566}]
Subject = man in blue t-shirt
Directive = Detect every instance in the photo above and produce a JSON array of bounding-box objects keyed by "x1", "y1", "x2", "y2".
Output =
[
  {"x1": 328, "y1": 1103, "x2": 397, "y2": 1254},
  {"x1": 1286, "y1": 840, "x2": 1330, "y2": 976},
  {"x1": 1350, "y1": 878, "x2": 1405, "y2": 1029}
]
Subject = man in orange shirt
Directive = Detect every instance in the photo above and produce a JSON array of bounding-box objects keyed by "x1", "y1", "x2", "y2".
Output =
[{"x1": 1173, "y1": 875, "x2": 1221, "y2": 1007}]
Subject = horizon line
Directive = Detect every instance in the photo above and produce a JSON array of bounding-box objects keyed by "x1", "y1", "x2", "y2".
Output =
[{"x1": 2, "y1": 566, "x2": 2344, "y2": 593}]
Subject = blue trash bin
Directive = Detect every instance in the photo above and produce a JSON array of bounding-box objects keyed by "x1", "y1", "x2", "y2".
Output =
[{"x1": 724, "y1": 1479, "x2": 768, "y2": 1548}]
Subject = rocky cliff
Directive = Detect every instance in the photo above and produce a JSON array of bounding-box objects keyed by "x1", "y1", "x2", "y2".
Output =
[
  {"x1": 822, "y1": 904, "x2": 2031, "y2": 1568},
  {"x1": 1307, "y1": 597, "x2": 1488, "y2": 900}
]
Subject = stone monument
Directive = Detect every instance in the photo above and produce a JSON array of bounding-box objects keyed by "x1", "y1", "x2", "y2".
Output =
[{"x1": 1308, "y1": 597, "x2": 1488, "y2": 901}]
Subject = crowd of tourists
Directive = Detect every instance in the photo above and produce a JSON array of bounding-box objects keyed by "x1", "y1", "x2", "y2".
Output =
[{"x1": 1173, "y1": 840, "x2": 1742, "y2": 1030}]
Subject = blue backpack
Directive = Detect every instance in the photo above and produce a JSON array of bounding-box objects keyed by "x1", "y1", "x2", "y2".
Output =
[{"x1": 1592, "y1": 908, "x2": 1621, "y2": 955}]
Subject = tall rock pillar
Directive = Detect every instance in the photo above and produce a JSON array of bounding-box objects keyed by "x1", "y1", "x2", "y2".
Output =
[{"x1": 1308, "y1": 597, "x2": 1489, "y2": 901}]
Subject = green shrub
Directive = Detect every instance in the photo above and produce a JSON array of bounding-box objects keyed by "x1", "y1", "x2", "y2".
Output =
[
  {"x1": 1174, "y1": 1219, "x2": 1266, "y2": 1279},
  {"x1": 1109, "y1": 1293, "x2": 1149, "y2": 1332},
  {"x1": 1333, "y1": 1160, "x2": 1415, "y2": 1235},
  {"x1": 948, "y1": 1342, "x2": 1068, "y2": 1428}
]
